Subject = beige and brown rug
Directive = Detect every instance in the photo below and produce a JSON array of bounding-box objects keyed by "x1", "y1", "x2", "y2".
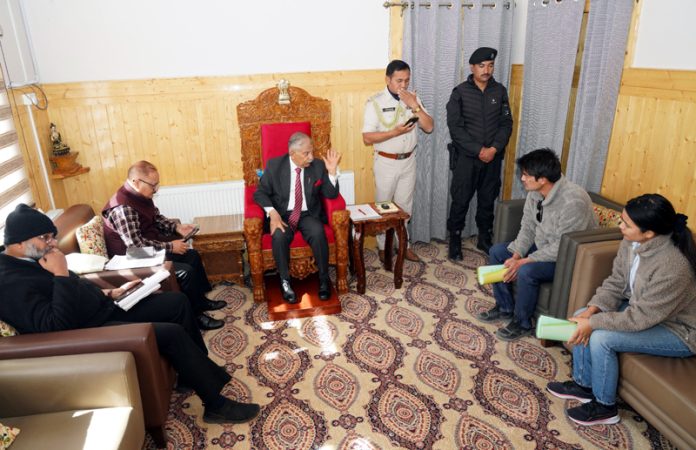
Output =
[{"x1": 144, "y1": 239, "x2": 675, "y2": 450}]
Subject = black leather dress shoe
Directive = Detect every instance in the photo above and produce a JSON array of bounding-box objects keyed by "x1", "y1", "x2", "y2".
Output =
[
  {"x1": 202, "y1": 299, "x2": 226, "y2": 311},
  {"x1": 196, "y1": 313, "x2": 224, "y2": 330},
  {"x1": 318, "y1": 278, "x2": 331, "y2": 300},
  {"x1": 281, "y1": 279, "x2": 297, "y2": 304}
]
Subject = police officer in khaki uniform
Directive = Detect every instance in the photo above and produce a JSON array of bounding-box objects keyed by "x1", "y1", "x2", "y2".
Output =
[{"x1": 362, "y1": 60, "x2": 434, "y2": 262}]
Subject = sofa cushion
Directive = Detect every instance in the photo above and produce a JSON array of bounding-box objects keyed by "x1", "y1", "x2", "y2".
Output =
[
  {"x1": 592, "y1": 203, "x2": 622, "y2": 228},
  {"x1": 0, "y1": 422, "x2": 19, "y2": 449},
  {"x1": 0, "y1": 320, "x2": 17, "y2": 338},
  {"x1": 2, "y1": 408, "x2": 135, "y2": 450},
  {"x1": 76, "y1": 215, "x2": 108, "y2": 257}
]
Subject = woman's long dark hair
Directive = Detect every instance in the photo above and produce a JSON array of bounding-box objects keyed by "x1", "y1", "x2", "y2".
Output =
[{"x1": 625, "y1": 193, "x2": 696, "y2": 275}]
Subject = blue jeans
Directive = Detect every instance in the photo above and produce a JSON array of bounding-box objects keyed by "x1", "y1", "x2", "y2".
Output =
[
  {"x1": 489, "y1": 242, "x2": 556, "y2": 329},
  {"x1": 572, "y1": 304, "x2": 694, "y2": 405}
]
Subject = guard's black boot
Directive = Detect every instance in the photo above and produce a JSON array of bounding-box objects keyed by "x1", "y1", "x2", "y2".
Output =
[
  {"x1": 477, "y1": 229, "x2": 493, "y2": 254},
  {"x1": 448, "y1": 231, "x2": 463, "y2": 261}
]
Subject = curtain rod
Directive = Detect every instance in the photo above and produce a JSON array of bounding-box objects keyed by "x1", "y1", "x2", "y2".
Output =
[{"x1": 382, "y1": 1, "x2": 511, "y2": 10}]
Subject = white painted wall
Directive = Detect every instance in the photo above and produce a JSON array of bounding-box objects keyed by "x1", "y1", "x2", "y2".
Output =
[
  {"x1": 633, "y1": 0, "x2": 696, "y2": 70},
  {"x1": 510, "y1": 0, "x2": 696, "y2": 70},
  {"x1": 20, "y1": 0, "x2": 389, "y2": 83}
]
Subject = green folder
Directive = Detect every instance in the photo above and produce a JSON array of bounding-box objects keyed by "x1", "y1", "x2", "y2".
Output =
[
  {"x1": 477, "y1": 264, "x2": 508, "y2": 285},
  {"x1": 535, "y1": 315, "x2": 578, "y2": 342}
]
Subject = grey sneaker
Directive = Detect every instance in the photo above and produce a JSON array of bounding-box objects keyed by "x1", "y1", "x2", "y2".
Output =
[
  {"x1": 495, "y1": 320, "x2": 533, "y2": 341},
  {"x1": 476, "y1": 306, "x2": 513, "y2": 323},
  {"x1": 547, "y1": 380, "x2": 594, "y2": 403}
]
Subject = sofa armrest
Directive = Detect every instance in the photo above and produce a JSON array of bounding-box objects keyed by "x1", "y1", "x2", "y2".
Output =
[
  {"x1": 493, "y1": 199, "x2": 525, "y2": 244},
  {"x1": 566, "y1": 239, "x2": 621, "y2": 315},
  {"x1": 546, "y1": 228, "x2": 623, "y2": 318},
  {"x1": 82, "y1": 261, "x2": 179, "y2": 292},
  {"x1": 0, "y1": 352, "x2": 142, "y2": 419},
  {"x1": 0, "y1": 323, "x2": 174, "y2": 430}
]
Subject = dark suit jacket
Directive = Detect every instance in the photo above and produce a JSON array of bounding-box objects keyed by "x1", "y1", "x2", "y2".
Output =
[{"x1": 254, "y1": 154, "x2": 340, "y2": 223}]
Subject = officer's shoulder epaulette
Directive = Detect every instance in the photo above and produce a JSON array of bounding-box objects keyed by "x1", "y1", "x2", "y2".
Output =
[{"x1": 367, "y1": 91, "x2": 386, "y2": 103}]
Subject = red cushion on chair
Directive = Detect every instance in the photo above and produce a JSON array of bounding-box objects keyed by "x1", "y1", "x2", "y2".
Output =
[
  {"x1": 261, "y1": 224, "x2": 335, "y2": 250},
  {"x1": 261, "y1": 122, "x2": 312, "y2": 166},
  {"x1": 244, "y1": 185, "x2": 265, "y2": 219}
]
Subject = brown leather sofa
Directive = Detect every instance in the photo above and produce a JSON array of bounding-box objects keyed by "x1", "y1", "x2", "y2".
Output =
[
  {"x1": 0, "y1": 204, "x2": 181, "y2": 447},
  {"x1": 0, "y1": 352, "x2": 145, "y2": 450},
  {"x1": 0, "y1": 324, "x2": 175, "y2": 448},
  {"x1": 566, "y1": 240, "x2": 696, "y2": 450},
  {"x1": 492, "y1": 191, "x2": 624, "y2": 320}
]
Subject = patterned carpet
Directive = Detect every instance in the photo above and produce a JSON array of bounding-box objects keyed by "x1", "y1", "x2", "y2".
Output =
[{"x1": 143, "y1": 238, "x2": 676, "y2": 450}]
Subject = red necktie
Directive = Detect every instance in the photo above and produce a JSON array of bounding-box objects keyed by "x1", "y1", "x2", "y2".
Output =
[{"x1": 288, "y1": 167, "x2": 302, "y2": 230}]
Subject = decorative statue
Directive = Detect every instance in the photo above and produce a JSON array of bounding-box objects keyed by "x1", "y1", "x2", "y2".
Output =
[
  {"x1": 49, "y1": 122, "x2": 71, "y2": 156},
  {"x1": 277, "y1": 79, "x2": 290, "y2": 105}
]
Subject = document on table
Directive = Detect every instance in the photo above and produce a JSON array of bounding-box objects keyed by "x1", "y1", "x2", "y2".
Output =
[
  {"x1": 65, "y1": 253, "x2": 108, "y2": 274},
  {"x1": 115, "y1": 269, "x2": 171, "y2": 311},
  {"x1": 104, "y1": 249, "x2": 166, "y2": 270},
  {"x1": 347, "y1": 204, "x2": 382, "y2": 221}
]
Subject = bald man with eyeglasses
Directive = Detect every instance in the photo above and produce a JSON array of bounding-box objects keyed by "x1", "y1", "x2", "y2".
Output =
[{"x1": 102, "y1": 160, "x2": 225, "y2": 331}]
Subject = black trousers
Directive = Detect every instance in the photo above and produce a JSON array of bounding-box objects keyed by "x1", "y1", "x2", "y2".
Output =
[
  {"x1": 107, "y1": 292, "x2": 230, "y2": 404},
  {"x1": 271, "y1": 211, "x2": 329, "y2": 281},
  {"x1": 447, "y1": 155, "x2": 502, "y2": 234},
  {"x1": 168, "y1": 249, "x2": 213, "y2": 313}
]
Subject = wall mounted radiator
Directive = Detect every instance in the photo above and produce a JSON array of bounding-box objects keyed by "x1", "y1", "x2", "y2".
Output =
[{"x1": 155, "y1": 171, "x2": 355, "y2": 224}]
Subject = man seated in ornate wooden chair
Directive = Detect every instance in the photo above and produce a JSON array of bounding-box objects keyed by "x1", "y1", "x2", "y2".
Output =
[
  {"x1": 238, "y1": 85, "x2": 350, "y2": 303},
  {"x1": 254, "y1": 132, "x2": 341, "y2": 303}
]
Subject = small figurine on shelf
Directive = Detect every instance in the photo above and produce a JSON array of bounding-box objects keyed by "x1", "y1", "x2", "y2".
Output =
[
  {"x1": 49, "y1": 122, "x2": 71, "y2": 156},
  {"x1": 48, "y1": 123, "x2": 89, "y2": 179}
]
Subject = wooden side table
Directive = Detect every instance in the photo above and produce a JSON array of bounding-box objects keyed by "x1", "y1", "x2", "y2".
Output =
[
  {"x1": 192, "y1": 214, "x2": 245, "y2": 284},
  {"x1": 351, "y1": 204, "x2": 410, "y2": 294}
]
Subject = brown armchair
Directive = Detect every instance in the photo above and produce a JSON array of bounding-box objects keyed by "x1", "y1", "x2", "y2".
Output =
[
  {"x1": 566, "y1": 239, "x2": 696, "y2": 450},
  {"x1": 0, "y1": 324, "x2": 175, "y2": 448},
  {"x1": 237, "y1": 85, "x2": 350, "y2": 302},
  {"x1": 0, "y1": 352, "x2": 145, "y2": 450}
]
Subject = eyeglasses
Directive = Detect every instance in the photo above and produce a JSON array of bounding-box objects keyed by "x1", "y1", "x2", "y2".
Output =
[
  {"x1": 138, "y1": 179, "x2": 159, "y2": 191},
  {"x1": 536, "y1": 200, "x2": 543, "y2": 223},
  {"x1": 36, "y1": 233, "x2": 56, "y2": 243}
]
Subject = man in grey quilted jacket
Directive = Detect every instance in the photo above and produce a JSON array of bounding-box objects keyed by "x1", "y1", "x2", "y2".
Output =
[{"x1": 477, "y1": 148, "x2": 597, "y2": 341}]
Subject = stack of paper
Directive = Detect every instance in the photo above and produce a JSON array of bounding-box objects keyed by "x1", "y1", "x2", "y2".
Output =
[
  {"x1": 116, "y1": 269, "x2": 171, "y2": 311},
  {"x1": 65, "y1": 253, "x2": 108, "y2": 274},
  {"x1": 476, "y1": 264, "x2": 508, "y2": 284},
  {"x1": 347, "y1": 204, "x2": 382, "y2": 221},
  {"x1": 105, "y1": 249, "x2": 166, "y2": 271},
  {"x1": 535, "y1": 315, "x2": 578, "y2": 342}
]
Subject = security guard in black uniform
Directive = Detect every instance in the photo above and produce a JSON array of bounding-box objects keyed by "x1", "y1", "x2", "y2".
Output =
[{"x1": 446, "y1": 47, "x2": 513, "y2": 260}]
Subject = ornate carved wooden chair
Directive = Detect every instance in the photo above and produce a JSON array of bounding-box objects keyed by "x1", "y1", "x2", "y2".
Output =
[{"x1": 237, "y1": 84, "x2": 350, "y2": 303}]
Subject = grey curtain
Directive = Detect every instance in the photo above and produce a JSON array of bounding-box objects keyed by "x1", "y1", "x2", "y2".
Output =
[
  {"x1": 458, "y1": 0, "x2": 514, "y2": 237},
  {"x1": 404, "y1": 0, "x2": 514, "y2": 242},
  {"x1": 403, "y1": 1, "x2": 463, "y2": 242},
  {"x1": 566, "y1": 0, "x2": 634, "y2": 192},
  {"x1": 513, "y1": 0, "x2": 584, "y2": 198}
]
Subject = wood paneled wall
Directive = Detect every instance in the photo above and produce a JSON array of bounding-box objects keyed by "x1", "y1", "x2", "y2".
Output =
[
  {"x1": 502, "y1": 65, "x2": 523, "y2": 199},
  {"x1": 601, "y1": 68, "x2": 696, "y2": 218},
  {"x1": 29, "y1": 71, "x2": 384, "y2": 211}
]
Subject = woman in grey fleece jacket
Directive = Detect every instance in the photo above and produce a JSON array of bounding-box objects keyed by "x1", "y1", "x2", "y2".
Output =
[{"x1": 546, "y1": 194, "x2": 696, "y2": 426}]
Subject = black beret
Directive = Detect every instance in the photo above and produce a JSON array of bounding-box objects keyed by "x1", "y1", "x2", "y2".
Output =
[
  {"x1": 469, "y1": 47, "x2": 498, "y2": 65},
  {"x1": 3, "y1": 203, "x2": 57, "y2": 245}
]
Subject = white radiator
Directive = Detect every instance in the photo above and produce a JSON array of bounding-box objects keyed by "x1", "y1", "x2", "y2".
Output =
[{"x1": 154, "y1": 171, "x2": 355, "y2": 224}]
